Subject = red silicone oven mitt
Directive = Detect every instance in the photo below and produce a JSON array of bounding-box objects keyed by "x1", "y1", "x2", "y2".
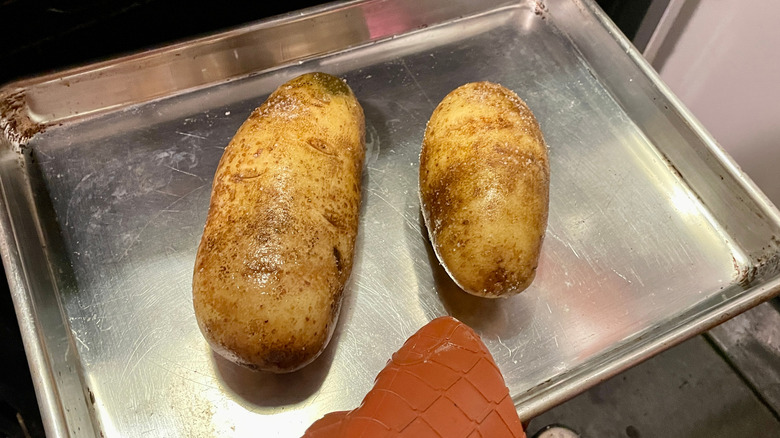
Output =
[{"x1": 302, "y1": 316, "x2": 526, "y2": 437}]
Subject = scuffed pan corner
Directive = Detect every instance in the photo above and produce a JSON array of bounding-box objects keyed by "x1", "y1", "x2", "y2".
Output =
[
  {"x1": 0, "y1": 87, "x2": 46, "y2": 152},
  {"x1": 737, "y1": 235, "x2": 780, "y2": 289}
]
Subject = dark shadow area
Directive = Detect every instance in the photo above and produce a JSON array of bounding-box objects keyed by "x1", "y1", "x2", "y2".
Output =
[
  {"x1": 595, "y1": 0, "x2": 653, "y2": 41},
  {"x1": 0, "y1": 281, "x2": 45, "y2": 438},
  {"x1": 0, "y1": 0, "x2": 329, "y2": 85},
  {"x1": 211, "y1": 328, "x2": 338, "y2": 408}
]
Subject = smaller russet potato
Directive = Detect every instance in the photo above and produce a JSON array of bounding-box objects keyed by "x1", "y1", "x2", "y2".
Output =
[{"x1": 419, "y1": 82, "x2": 549, "y2": 298}]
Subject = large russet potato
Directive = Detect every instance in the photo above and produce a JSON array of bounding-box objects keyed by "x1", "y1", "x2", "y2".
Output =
[
  {"x1": 419, "y1": 82, "x2": 549, "y2": 298},
  {"x1": 193, "y1": 72, "x2": 365, "y2": 372}
]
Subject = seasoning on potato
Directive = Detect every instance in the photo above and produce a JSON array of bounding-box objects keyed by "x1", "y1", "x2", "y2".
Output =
[
  {"x1": 192, "y1": 72, "x2": 365, "y2": 372},
  {"x1": 419, "y1": 82, "x2": 549, "y2": 298}
]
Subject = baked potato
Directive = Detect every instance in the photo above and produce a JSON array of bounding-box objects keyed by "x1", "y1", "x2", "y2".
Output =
[
  {"x1": 419, "y1": 82, "x2": 549, "y2": 298},
  {"x1": 193, "y1": 72, "x2": 365, "y2": 372}
]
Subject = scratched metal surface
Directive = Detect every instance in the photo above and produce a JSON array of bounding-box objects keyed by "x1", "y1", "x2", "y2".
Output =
[{"x1": 4, "y1": 0, "x2": 780, "y2": 437}]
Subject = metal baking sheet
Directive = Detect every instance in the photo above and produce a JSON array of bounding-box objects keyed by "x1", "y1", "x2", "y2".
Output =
[{"x1": 2, "y1": 0, "x2": 780, "y2": 437}]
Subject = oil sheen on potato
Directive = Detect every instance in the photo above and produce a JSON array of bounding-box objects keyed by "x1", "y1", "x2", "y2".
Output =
[
  {"x1": 193, "y1": 72, "x2": 365, "y2": 372},
  {"x1": 420, "y1": 82, "x2": 549, "y2": 298}
]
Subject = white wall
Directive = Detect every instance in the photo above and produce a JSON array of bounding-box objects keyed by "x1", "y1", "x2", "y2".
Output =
[{"x1": 649, "y1": 0, "x2": 780, "y2": 206}]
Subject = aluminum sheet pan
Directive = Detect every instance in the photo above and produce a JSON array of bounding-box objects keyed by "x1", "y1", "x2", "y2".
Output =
[{"x1": 2, "y1": 0, "x2": 780, "y2": 437}]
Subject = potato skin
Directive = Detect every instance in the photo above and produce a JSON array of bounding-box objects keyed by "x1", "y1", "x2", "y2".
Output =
[
  {"x1": 193, "y1": 72, "x2": 365, "y2": 372},
  {"x1": 420, "y1": 82, "x2": 549, "y2": 298}
]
